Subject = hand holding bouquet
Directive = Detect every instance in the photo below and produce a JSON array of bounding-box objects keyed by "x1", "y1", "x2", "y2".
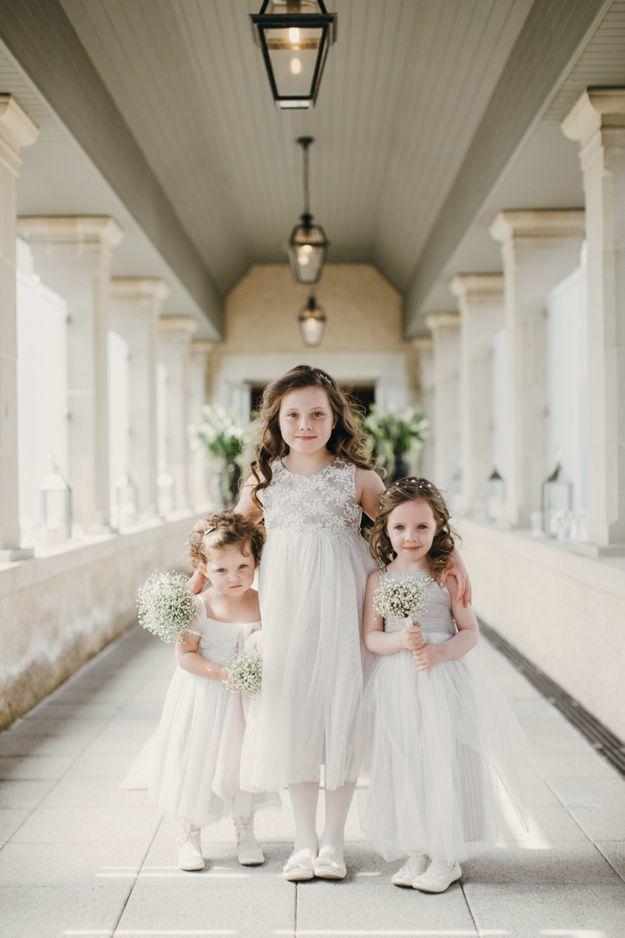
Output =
[
  {"x1": 223, "y1": 648, "x2": 263, "y2": 697},
  {"x1": 137, "y1": 571, "x2": 195, "y2": 643},
  {"x1": 373, "y1": 573, "x2": 431, "y2": 663}
]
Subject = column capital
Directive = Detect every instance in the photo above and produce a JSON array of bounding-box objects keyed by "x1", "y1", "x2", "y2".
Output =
[
  {"x1": 450, "y1": 273, "x2": 504, "y2": 302},
  {"x1": 18, "y1": 215, "x2": 124, "y2": 249},
  {"x1": 425, "y1": 311, "x2": 460, "y2": 333},
  {"x1": 0, "y1": 95, "x2": 38, "y2": 150},
  {"x1": 562, "y1": 87, "x2": 625, "y2": 146},
  {"x1": 110, "y1": 277, "x2": 170, "y2": 302},
  {"x1": 490, "y1": 210, "x2": 585, "y2": 246},
  {"x1": 158, "y1": 314, "x2": 198, "y2": 339}
]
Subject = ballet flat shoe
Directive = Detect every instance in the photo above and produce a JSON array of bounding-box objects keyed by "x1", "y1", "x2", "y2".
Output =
[
  {"x1": 314, "y1": 845, "x2": 347, "y2": 880},
  {"x1": 283, "y1": 847, "x2": 316, "y2": 881},
  {"x1": 391, "y1": 854, "x2": 429, "y2": 887},
  {"x1": 234, "y1": 816, "x2": 264, "y2": 866},
  {"x1": 412, "y1": 859, "x2": 462, "y2": 893},
  {"x1": 176, "y1": 831, "x2": 205, "y2": 872}
]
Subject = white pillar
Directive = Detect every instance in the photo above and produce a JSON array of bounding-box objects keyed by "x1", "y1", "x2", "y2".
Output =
[
  {"x1": 411, "y1": 337, "x2": 435, "y2": 481},
  {"x1": 563, "y1": 89, "x2": 625, "y2": 553},
  {"x1": 451, "y1": 274, "x2": 504, "y2": 516},
  {"x1": 424, "y1": 312, "x2": 461, "y2": 495},
  {"x1": 0, "y1": 97, "x2": 38, "y2": 561},
  {"x1": 158, "y1": 315, "x2": 197, "y2": 512},
  {"x1": 110, "y1": 278, "x2": 169, "y2": 520},
  {"x1": 490, "y1": 211, "x2": 585, "y2": 528},
  {"x1": 189, "y1": 339, "x2": 215, "y2": 510},
  {"x1": 18, "y1": 216, "x2": 123, "y2": 534}
]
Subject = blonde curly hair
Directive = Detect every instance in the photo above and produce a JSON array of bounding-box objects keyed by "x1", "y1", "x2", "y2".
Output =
[{"x1": 187, "y1": 510, "x2": 265, "y2": 571}]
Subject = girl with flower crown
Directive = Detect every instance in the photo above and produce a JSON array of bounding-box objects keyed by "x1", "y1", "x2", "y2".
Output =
[
  {"x1": 192, "y1": 366, "x2": 472, "y2": 881},
  {"x1": 361, "y1": 478, "x2": 532, "y2": 893}
]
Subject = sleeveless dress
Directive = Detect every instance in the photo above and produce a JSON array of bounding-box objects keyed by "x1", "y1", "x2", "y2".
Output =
[
  {"x1": 361, "y1": 570, "x2": 532, "y2": 863},
  {"x1": 240, "y1": 456, "x2": 375, "y2": 792},
  {"x1": 148, "y1": 595, "x2": 273, "y2": 827}
]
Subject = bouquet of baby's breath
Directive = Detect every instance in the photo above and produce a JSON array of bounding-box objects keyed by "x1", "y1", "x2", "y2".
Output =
[
  {"x1": 137, "y1": 571, "x2": 195, "y2": 643},
  {"x1": 373, "y1": 574, "x2": 431, "y2": 620},
  {"x1": 223, "y1": 649, "x2": 263, "y2": 697}
]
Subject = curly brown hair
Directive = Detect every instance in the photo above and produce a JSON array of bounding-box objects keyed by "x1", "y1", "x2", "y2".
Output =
[
  {"x1": 187, "y1": 509, "x2": 265, "y2": 571},
  {"x1": 368, "y1": 477, "x2": 457, "y2": 580},
  {"x1": 248, "y1": 364, "x2": 373, "y2": 506}
]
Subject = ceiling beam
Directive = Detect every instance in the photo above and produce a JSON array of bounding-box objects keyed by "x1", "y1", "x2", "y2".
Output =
[{"x1": 0, "y1": 0, "x2": 223, "y2": 334}]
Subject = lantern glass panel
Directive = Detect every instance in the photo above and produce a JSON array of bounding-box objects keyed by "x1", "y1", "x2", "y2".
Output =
[
  {"x1": 264, "y1": 25, "x2": 325, "y2": 104},
  {"x1": 541, "y1": 462, "x2": 574, "y2": 537},
  {"x1": 288, "y1": 222, "x2": 328, "y2": 283},
  {"x1": 39, "y1": 458, "x2": 72, "y2": 545},
  {"x1": 299, "y1": 314, "x2": 325, "y2": 346}
]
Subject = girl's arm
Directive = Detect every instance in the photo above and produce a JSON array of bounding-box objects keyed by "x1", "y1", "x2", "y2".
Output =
[
  {"x1": 235, "y1": 475, "x2": 264, "y2": 522},
  {"x1": 188, "y1": 568, "x2": 206, "y2": 594},
  {"x1": 441, "y1": 549, "x2": 472, "y2": 607},
  {"x1": 362, "y1": 570, "x2": 424, "y2": 656},
  {"x1": 413, "y1": 575, "x2": 478, "y2": 671},
  {"x1": 356, "y1": 468, "x2": 386, "y2": 520},
  {"x1": 175, "y1": 631, "x2": 228, "y2": 682}
]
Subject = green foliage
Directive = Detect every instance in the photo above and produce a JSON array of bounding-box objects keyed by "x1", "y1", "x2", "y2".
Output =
[{"x1": 362, "y1": 404, "x2": 428, "y2": 481}]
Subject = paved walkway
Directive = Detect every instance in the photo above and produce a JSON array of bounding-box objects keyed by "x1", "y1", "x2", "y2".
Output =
[{"x1": 1, "y1": 626, "x2": 625, "y2": 938}]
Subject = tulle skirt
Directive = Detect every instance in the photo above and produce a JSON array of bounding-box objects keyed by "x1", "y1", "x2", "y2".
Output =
[
  {"x1": 360, "y1": 631, "x2": 533, "y2": 863},
  {"x1": 241, "y1": 528, "x2": 375, "y2": 792}
]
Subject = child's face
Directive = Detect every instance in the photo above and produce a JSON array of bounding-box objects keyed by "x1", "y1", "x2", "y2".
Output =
[
  {"x1": 386, "y1": 498, "x2": 438, "y2": 561},
  {"x1": 202, "y1": 543, "x2": 256, "y2": 597},
  {"x1": 278, "y1": 386, "x2": 335, "y2": 455}
]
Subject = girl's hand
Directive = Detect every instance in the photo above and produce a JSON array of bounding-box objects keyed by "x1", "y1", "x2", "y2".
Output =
[
  {"x1": 441, "y1": 551, "x2": 472, "y2": 607},
  {"x1": 413, "y1": 643, "x2": 440, "y2": 671},
  {"x1": 399, "y1": 621, "x2": 424, "y2": 652},
  {"x1": 188, "y1": 568, "x2": 207, "y2": 595}
]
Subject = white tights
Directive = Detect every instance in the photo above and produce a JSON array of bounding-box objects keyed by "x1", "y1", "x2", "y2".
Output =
[{"x1": 288, "y1": 780, "x2": 356, "y2": 859}]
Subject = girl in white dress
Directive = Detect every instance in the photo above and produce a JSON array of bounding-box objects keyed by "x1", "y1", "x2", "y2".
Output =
[
  {"x1": 189, "y1": 366, "x2": 471, "y2": 882},
  {"x1": 149, "y1": 510, "x2": 271, "y2": 872},
  {"x1": 362, "y1": 478, "x2": 531, "y2": 893}
]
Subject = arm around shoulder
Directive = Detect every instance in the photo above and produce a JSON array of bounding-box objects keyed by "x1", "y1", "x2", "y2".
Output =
[
  {"x1": 356, "y1": 467, "x2": 386, "y2": 521},
  {"x1": 235, "y1": 474, "x2": 263, "y2": 522}
]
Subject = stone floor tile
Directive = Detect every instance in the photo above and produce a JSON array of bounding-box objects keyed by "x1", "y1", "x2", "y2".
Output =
[
  {"x1": 40, "y1": 777, "x2": 152, "y2": 809},
  {"x1": 536, "y1": 751, "x2": 622, "y2": 782},
  {"x1": 0, "y1": 755, "x2": 74, "y2": 780},
  {"x1": 597, "y1": 841, "x2": 625, "y2": 882},
  {"x1": 0, "y1": 731, "x2": 97, "y2": 757},
  {"x1": 0, "y1": 883, "x2": 131, "y2": 938},
  {"x1": 0, "y1": 806, "x2": 30, "y2": 841},
  {"x1": 0, "y1": 840, "x2": 146, "y2": 885},
  {"x1": 0, "y1": 778, "x2": 56, "y2": 807},
  {"x1": 463, "y1": 882, "x2": 625, "y2": 938},
  {"x1": 65, "y1": 751, "x2": 136, "y2": 781},
  {"x1": 28, "y1": 702, "x2": 121, "y2": 720},
  {"x1": 462, "y1": 842, "x2": 620, "y2": 885},
  {"x1": 547, "y1": 774, "x2": 625, "y2": 808},
  {"x1": 12, "y1": 806, "x2": 161, "y2": 844}
]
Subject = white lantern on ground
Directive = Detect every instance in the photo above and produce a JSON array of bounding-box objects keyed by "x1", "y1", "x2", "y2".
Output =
[
  {"x1": 541, "y1": 460, "x2": 574, "y2": 538},
  {"x1": 39, "y1": 455, "x2": 72, "y2": 545},
  {"x1": 487, "y1": 467, "x2": 505, "y2": 522}
]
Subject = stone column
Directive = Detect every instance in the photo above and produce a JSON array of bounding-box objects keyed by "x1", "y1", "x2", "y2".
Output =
[
  {"x1": 110, "y1": 278, "x2": 169, "y2": 520},
  {"x1": 424, "y1": 312, "x2": 461, "y2": 495},
  {"x1": 490, "y1": 211, "x2": 585, "y2": 528},
  {"x1": 18, "y1": 216, "x2": 123, "y2": 534},
  {"x1": 411, "y1": 337, "x2": 435, "y2": 481},
  {"x1": 158, "y1": 315, "x2": 197, "y2": 512},
  {"x1": 0, "y1": 97, "x2": 38, "y2": 561},
  {"x1": 451, "y1": 274, "x2": 504, "y2": 516},
  {"x1": 189, "y1": 340, "x2": 215, "y2": 510},
  {"x1": 563, "y1": 89, "x2": 625, "y2": 553}
]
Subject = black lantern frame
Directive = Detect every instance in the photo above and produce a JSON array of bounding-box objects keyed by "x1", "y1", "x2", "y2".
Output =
[
  {"x1": 287, "y1": 136, "x2": 329, "y2": 284},
  {"x1": 251, "y1": 1, "x2": 337, "y2": 109},
  {"x1": 298, "y1": 293, "x2": 327, "y2": 346}
]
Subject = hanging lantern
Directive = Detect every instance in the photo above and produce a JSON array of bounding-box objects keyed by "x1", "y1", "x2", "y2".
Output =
[
  {"x1": 541, "y1": 460, "x2": 574, "y2": 537},
  {"x1": 39, "y1": 454, "x2": 72, "y2": 545},
  {"x1": 250, "y1": 1, "x2": 337, "y2": 109},
  {"x1": 486, "y1": 467, "x2": 505, "y2": 522},
  {"x1": 298, "y1": 294, "x2": 326, "y2": 346},
  {"x1": 287, "y1": 136, "x2": 329, "y2": 284}
]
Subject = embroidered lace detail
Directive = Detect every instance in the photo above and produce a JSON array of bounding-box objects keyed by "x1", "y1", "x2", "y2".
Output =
[{"x1": 263, "y1": 457, "x2": 361, "y2": 534}]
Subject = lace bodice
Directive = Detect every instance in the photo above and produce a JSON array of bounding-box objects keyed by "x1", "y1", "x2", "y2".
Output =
[
  {"x1": 382, "y1": 570, "x2": 456, "y2": 637},
  {"x1": 263, "y1": 457, "x2": 362, "y2": 534},
  {"x1": 189, "y1": 596, "x2": 259, "y2": 664}
]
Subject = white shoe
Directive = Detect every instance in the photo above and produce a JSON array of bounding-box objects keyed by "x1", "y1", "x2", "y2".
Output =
[
  {"x1": 234, "y1": 815, "x2": 264, "y2": 866},
  {"x1": 391, "y1": 854, "x2": 429, "y2": 887},
  {"x1": 412, "y1": 858, "x2": 462, "y2": 893},
  {"x1": 176, "y1": 823, "x2": 204, "y2": 872},
  {"x1": 314, "y1": 844, "x2": 347, "y2": 881},
  {"x1": 283, "y1": 846, "x2": 316, "y2": 881}
]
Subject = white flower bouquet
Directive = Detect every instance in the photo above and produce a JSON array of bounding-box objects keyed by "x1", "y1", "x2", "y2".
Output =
[
  {"x1": 137, "y1": 571, "x2": 195, "y2": 643},
  {"x1": 223, "y1": 649, "x2": 263, "y2": 697},
  {"x1": 373, "y1": 574, "x2": 431, "y2": 620}
]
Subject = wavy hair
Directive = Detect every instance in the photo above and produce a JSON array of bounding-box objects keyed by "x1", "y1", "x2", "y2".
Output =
[
  {"x1": 368, "y1": 476, "x2": 457, "y2": 580},
  {"x1": 248, "y1": 365, "x2": 373, "y2": 506},
  {"x1": 187, "y1": 509, "x2": 265, "y2": 571}
]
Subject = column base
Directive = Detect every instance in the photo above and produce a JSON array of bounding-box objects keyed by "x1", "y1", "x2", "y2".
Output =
[
  {"x1": 0, "y1": 546, "x2": 34, "y2": 562},
  {"x1": 572, "y1": 541, "x2": 625, "y2": 558}
]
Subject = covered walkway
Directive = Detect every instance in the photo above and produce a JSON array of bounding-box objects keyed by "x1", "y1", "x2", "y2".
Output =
[{"x1": 1, "y1": 626, "x2": 624, "y2": 938}]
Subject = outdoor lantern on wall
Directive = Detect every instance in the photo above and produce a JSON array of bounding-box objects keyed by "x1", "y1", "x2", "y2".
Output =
[
  {"x1": 298, "y1": 293, "x2": 327, "y2": 346},
  {"x1": 541, "y1": 459, "x2": 574, "y2": 538},
  {"x1": 250, "y1": 1, "x2": 337, "y2": 109},
  {"x1": 287, "y1": 136, "x2": 329, "y2": 284},
  {"x1": 487, "y1": 466, "x2": 505, "y2": 522},
  {"x1": 39, "y1": 454, "x2": 72, "y2": 546}
]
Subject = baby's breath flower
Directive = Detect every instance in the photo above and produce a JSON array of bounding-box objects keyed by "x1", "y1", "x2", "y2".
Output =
[
  {"x1": 373, "y1": 574, "x2": 431, "y2": 620},
  {"x1": 223, "y1": 649, "x2": 263, "y2": 697},
  {"x1": 137, "y1": 571, "x2": 195, "y2": 643}
]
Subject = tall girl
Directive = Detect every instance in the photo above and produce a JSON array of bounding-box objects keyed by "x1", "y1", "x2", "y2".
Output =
[
  {"x1": 362, "y1": 478, "x2": 530, "y2": 893},
  {"x1": 192, "y1": 366, "x2": 469, "y2": 881}
]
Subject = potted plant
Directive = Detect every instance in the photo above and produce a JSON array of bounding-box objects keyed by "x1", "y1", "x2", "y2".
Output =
[
  {"x1": 363, "y1": 404, "x2": 428, "y2": 482},
  {"x1": 194, "y1": 406, "x2": 250, "y2": 506}
]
